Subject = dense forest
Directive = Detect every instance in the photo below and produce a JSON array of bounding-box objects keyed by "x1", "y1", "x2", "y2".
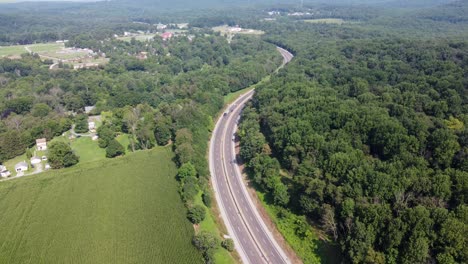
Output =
[
  {"x1": 239, "y1": 6, "x2": 468, "y2": 264},
  {"x1": 1, "y1": 0, "x2": 468, "y2": 263}
]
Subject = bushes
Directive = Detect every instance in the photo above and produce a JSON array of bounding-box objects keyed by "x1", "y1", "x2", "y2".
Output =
[
  {"x1": 187, "y1": 205, "x2": 206, "y2": 224},
  {"x1": 48, "y1": 141, "x2": 79, "y2": 169},
  {"x1": 106, "y1": 139, "x2": 125, "y2": 158},
  {"x1": 193, "y1": 232, "x2": 219, "y2": 263},
  {"x1": 221, "y1": 239, "x2": 234, "y2": 252}
]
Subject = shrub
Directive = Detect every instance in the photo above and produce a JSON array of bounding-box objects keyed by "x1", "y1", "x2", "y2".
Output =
[
  {"x1": 187, "y1": 205, "x2": 206, "y2": 224},
  {"x1": 221, "y1": 238, "x2": 235, "y2": 252},
  {"x1": 106, "y1": 139, "x2": 125, "y2": 158},
  {"x1": 202, "y1": 192, "x2": 212, "y2": 208},
  {"x1": 48, "y1": 141, "x2": 79, "y2": 169}
]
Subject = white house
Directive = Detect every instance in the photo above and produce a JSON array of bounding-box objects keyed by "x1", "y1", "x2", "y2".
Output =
[
  {"x1": 15, "y1": 162, "x2": 28, "y2": 172},
  {"x1": 36, "y1": 138, "x2": 47, "y2": 151},
  {"x1": 88, "y1": 122, "x2": 96, "y2": 132},
  {"x1": 0, "y1": 165, "x2": 11, "y2": 178}
]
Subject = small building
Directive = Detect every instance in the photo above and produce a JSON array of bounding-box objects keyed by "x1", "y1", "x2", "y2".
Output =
[
  {"x1": 42, "y1": 156, "x2": 47, "y2": 161},
  {"x1": 0, "y1": 165, "x2": 11, "y2": 178},
  {"x1": 45, "y1": 164, "x2": 51, "y2": 170},
  {"x1": 36, "y1": 138, "x2": 47, "y2": 151},
  {"x1": 92, "y1": 135, "x2": 99, "y2": 141},
  {"x1": 31, "y1": 156, "x2": 41, "y2": 165},
  {"x1": 156, "y1": 23, "x2": 167, "y2": 30},
  {"x1": 0, "y1": 170, "x2": 11, "y2": 178},
  {"x1": 161, "y1": 32, "x2": 173, "y2": 41},
  {"x1": 88, "y1": 122, "x2": 96, "y2": 132},
  {"x1": 15, "y1": 162, "x2": 28, "y2": 173}
]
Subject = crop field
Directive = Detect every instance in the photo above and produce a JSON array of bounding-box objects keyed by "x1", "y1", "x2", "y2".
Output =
[
  {"x1": 0, "y1": 147, "x2": 202, "y2": 264},
  {"x1": 303, "y1": 18, "x2": 347, "y2": 24}
]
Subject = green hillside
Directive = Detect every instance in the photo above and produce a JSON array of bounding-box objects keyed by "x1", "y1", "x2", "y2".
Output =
[{"x1": 0, "y1": 147, "x2": 202, "y2": 264}]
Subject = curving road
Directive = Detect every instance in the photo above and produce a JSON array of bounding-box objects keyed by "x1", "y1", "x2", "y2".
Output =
[{"x1": 210, "y1": 47, "x2": 294, "y2": 264}]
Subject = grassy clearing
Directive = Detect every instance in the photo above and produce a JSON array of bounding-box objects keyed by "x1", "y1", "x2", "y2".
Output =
[
  {"x1": 27, "y1": 43, "x2": 64, "y2": 54},
  {"x1": 0, "y1": 45, "x2": 27, "y2": 57},
  {"x1": 117, "y1": 34, "x2": 156, "y2": 42},
  {"x1": 193, "y1": 192, "x2": 235, "y2": 264},
  {"x1": 0, "y1": 147, "x2": 203, "y2": 264},
  {"x1": 303, "y1": 18, "x2": 346, "y2": 25}
]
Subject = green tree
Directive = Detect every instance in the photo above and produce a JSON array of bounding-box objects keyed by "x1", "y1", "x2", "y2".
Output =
[
  {"x1": 105, "y1": 139, "x2": 125, "y2": 158},
  {"x1": 193, "y1": 231, "x2": 219, "y2": 263},
  {"x1": 48, "y1": 141, "x2": 79, "y2": 169},
  {"x1": 97, "y1": 125, "x2": 115, "y2": 148},
  {"x1": 187, "y1": 205, "x2": 206, "y2": 224},
  {"x1": 221, "y1": 238, "x2": 235, "y2": 252},
  {"x1": 177, "y1": 162, "x2": 196, "y2": 180},
  {"x1": 74, "y1": 114, "x2": 88, "y2": 133},
  {"x1": 31, "y1": 103, "x2": 52, "y2": 117}
]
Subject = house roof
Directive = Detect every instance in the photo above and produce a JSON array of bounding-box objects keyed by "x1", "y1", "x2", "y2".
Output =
[
  {"x1": 36, "y1": 138, "x2": 47, "y2": 144},
  {"x1": 15, "y1": 162, "x2": 28, "y2": 169}
]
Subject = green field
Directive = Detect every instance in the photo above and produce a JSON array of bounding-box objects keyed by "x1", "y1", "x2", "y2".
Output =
[
  {"x1": 0, "y1": 45, "x2": 27, "y2": 57},
  {"x1": 303, "y1": 18, "x2": 346, "y2": 25},
  {"x1": 117, "y1": 34, "x2": 156, "y2": 42},
  {"x1": 0, "y1": 147, "x2": 203, "y2": 264}
]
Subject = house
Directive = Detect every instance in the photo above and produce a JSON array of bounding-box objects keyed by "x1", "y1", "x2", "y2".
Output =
[
  {"x1": 36, "y1": 138, "x2": 47, "y2": 151},
  {"x1": 156, "y1": 23, "x2": 167, "y2": 30},
  {"x1": 31, "y1": 156, "x2": 41, "y2": 165},
  {"x1": 0, "y1": 165, "x2": 11, "y2": 178},
  {"x1": 88, "y1": 122, "x2": 96, "y2": 132},
  {"x1": 15, "y1": 162, "x2": 28, "y2": 172},
  {"x1": 161, "y1": 32, "x2": 173, "y2": 41}
]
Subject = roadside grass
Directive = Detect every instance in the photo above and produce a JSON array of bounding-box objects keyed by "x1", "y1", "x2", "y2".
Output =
[
  {"x1": 256, "y1": 192, "x2": 341, "y2": 264},
  {"x1": 193, "y1": 192, "x2": 235, "y2": 264},
  {"x1": 223, "y1": 76, "x2": 271, "y2": 105},
  {"x1": 303, "y1": 18, "x2": 347, "y2": 25},
  {"x1": 0, "y1": 147, "x2": 203, "y2": 264}
]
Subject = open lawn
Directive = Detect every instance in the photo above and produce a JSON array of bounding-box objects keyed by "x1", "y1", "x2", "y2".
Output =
[
  {"x1": 303, "y1": 18, "x2": 347, "y2": 25},
  {"x1": 0, "y1": 45, "x2": 27, "y2": 57},
  {"x1": 213, "y1": 25, "x2": 264, "y2": 35},
  {"x1": 0, "y1": 147, "x2": 203, "y2": 264},
  {"x1": 0, "y1": 42, "x2": 107, "y2": 68},
  {"x1": 117, "y1": 34, "x2": 156, "y2": 42}
]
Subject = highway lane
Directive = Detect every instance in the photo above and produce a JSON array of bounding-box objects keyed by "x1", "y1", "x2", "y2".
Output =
[{"x1": 210, "y1": 47, "x2": 294, "y2": 264}]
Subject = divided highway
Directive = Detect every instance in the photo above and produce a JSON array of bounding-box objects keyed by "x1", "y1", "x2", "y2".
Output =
[{"x1": 209, "y1": 47, "x2": 294, "y2": 264}]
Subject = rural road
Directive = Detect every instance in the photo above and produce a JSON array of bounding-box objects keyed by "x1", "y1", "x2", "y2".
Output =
[{"x1": 210, "y1": 47, "x2": 294, "y2": 264}]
